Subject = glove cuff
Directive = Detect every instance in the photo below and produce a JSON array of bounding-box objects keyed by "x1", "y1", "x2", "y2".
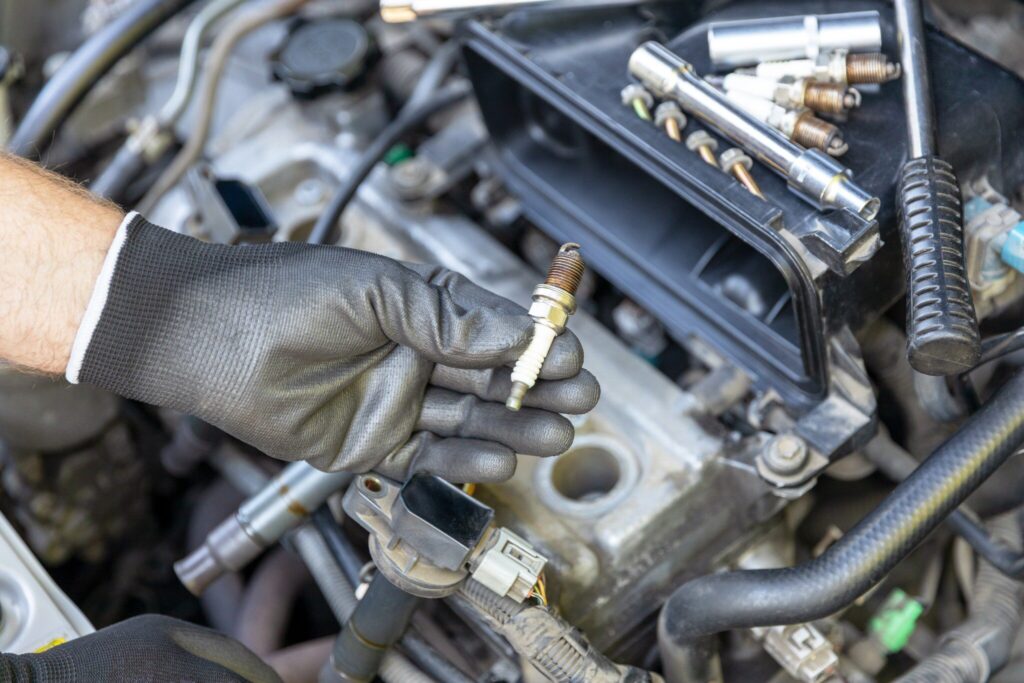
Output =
[{"x1": 66, "y1": 211, "x2": 140, "y2": 384}]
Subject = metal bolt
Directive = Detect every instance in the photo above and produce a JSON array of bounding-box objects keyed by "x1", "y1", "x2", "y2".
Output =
[
  {"x1": 390, "y1": 157, "x2": 433, "y2": 199},
  {"x1": 719, "y1": 148, "x2": 765, "y2": 199},
  {"x1": 654, "y1": 101, "x2": 687, "y2": 142},
  {"x1": 685, "y1": 129, "x2": 719, "y2": 168},
  {"x1": 506, "y1": 244, "x2": 583, "y2": 411},
  {"x1": 293, "y1": 178, "x2": 327, "y2": 206},
  {"x1": 620, "y1": 84, "x2": 654, "y2": 121},
  {"x1": 763, "y1": 434, "x2": 808, "y2": 475}
]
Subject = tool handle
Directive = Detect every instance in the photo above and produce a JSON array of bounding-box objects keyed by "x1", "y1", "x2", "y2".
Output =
[{"x1": 898, "y1": 155, "x2": 980, "y2": 375}]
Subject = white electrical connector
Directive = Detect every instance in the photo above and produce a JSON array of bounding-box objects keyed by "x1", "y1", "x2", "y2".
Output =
[{"x1": 470, "y1": 527, "x2": 547, "y2": 603}]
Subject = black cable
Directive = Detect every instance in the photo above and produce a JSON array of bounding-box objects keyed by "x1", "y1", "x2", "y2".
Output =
[
  {"x1": 307, "y1": 81, "x2": 471, "y2": 246},
  {"x1": 8, "y1": 0, "x2": 199, "y2": 159},
  {"x1": 311, "y1": 506, "x2": 363, "y2": 587},
  {"x1": 976, "y1": 328, "x2": 1024, "y2": 369},
  {"x1": 400, "y1": 631, "x2": 476, "y2": 683},
  {"x1": 658, "y1": 371, "x2": 1024, "y2": 682}
]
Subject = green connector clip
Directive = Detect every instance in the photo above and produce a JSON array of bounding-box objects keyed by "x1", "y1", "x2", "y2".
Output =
[{"x1": 869, "y1": 588, "x2": 924, "y2": 654}]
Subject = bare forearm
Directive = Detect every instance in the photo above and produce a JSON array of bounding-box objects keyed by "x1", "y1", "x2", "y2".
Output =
[{"x1": 0, "y1": 154, "x2": 123, "y2": 374}]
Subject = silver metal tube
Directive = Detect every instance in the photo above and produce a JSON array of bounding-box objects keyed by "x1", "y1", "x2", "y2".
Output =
[
  {"x1": 159, "y1": 0, "x2": 247, "y2": 125},
  {"x1": 708, "y1": 11, "x2": 882, "y2": 69},
  {"x1": 629, "y1": 42, "x2": 879, "y2": 220},
  {"x1": 380, "y1": 0, "x2": 644, "y2": 22},
  {"x1": 174, "y1": 461, "x2": 352, "y2": 595},
  {"x1": 893, "y1": 0, "x2": 933, "y2": 157}
]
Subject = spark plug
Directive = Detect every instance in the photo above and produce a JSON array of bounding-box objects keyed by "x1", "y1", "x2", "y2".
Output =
[
  {"x1": 726, "y1": 90, "x2": 848, "y2": 156},
  {"x1": 755, "y1": 50, "x2": 901, "y2": 85},
  {"x1": 719, "y1": 73, "x2": 861, "y2": 115},
  {"x1": 506, "y1": 244, "x2": 583, "y2": 411}
]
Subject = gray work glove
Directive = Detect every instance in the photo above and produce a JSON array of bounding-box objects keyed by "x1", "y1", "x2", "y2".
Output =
[
  {"x1": 68, "y1": 215, "x2": 599, "y2": 482},
  {"x1": 0, "y1": 615, "x2": 281, "y2": 682}
]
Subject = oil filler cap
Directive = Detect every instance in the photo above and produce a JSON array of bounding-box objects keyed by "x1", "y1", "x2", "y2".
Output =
[{"x1": 271, "y1": 18, "x2": 374, "y2": 97}]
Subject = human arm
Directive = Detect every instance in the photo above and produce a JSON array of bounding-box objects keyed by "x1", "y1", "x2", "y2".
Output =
[
  {"x1": 0, "y1": 152, "x2": 122, "y2": 374},
  {"x1": 0, "y1": 154, "x2": 598, "y2": 481}
]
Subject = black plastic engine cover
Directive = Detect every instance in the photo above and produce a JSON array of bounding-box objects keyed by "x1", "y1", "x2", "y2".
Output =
[{"x1": 461, "y1": 0, "x2": 1024, "y2": 410}]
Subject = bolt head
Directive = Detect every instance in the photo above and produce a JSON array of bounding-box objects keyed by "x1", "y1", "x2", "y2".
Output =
[
  {"x1": 654, "y1": 101, "x2": 686, "y2": 128},
  {"x1": 762, "y1": 434, "x2": 808, "y2": 475},
  {"x1": 685, "y1": 129, "x2": 717, "y2": 152},
  {"x1": 620, "y1": 83, "x2": 653, "y2": 108},
  {"x1": 719, "y1": 147, "x2": 753, "y2": 172}
]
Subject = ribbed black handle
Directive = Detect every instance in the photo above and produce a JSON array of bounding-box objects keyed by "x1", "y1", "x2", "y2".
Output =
[{"x1": 898, "y1": 155, "x2": 980, "y2": 375}]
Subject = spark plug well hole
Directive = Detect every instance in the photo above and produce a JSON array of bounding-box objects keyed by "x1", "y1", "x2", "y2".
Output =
[{"x1": 551, "y1": 446, "x2": 622, "y2": 502}]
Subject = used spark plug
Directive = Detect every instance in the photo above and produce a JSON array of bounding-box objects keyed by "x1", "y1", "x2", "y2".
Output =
[
  {"x1": 726, "y1": 90, "x2": 848, "y2": 156},
  {"x1": 755, "y1": 50, "x2": 901, "y2": 85},
  {"x1": 720, "y1": 148, "x2": 764, "y2": 199},
  {"x1": 506, "y1": 245, "x2": 583, "y2": 411},
  {"x1": 719, "y1": 73, "x2": 861, "y2": 115},
  {"x1": 654, "y1": 101, "x2": 686, "y2": 142},
  {"x1": 620, "y1": 83, "x2": 653, "y2": 121}
]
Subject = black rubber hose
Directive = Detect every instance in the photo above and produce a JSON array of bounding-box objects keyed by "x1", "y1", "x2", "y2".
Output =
[
  {"x1": 7, "y1": 0, "x2": 198, "y2": 159},
  {"x1": 330, "y1": 573, "x2": 421, "y2": 682},
  {"x1": 659, "y1": 371, "x2": 1024, "y2": 682},
  {"x1": 864, "y1": 431, "x2": 1024, "y2": 580},
  {"x1": 307, "y1": 81, "x2": 470, "y2": 245},
  {"x1": 311, "y1": 507, "x2": 364, "y2": 587}
]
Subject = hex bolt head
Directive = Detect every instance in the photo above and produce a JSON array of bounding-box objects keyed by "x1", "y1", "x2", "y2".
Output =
[
  {"x1": 685, "y1": 129, "x2": 718, "y2": 153},
  {"x1": 762, "y1": 434, "x2": 809, "y2": 475},
  {"x1": 654, "y1": 101, "x2": 686, "y2": 128},
  {"x1": 719, "y1": 147, "x2": 753, "y2": 174},
  {"x1": 620, "y1": 83, "x2": 654, "y2": 109}
]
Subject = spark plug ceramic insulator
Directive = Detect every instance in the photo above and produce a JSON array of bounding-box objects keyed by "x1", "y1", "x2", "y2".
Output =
[
  {"x1": 506, "y1": 244, "x2": 583, "y2": 411},
  {"x1": 755, "y1": 50, "x2": 901, "y2": 85},
  {"x1": 725, "y1": 90, "x2": 848, "y2": 157},
  {"x1": 720, "y1": 73, "x2": 861, "y2": 115}
]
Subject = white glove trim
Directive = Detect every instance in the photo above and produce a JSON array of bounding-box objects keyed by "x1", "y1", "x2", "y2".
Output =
[{"x1": 66, "y1": 211, "x2": 138, "y2": 384}]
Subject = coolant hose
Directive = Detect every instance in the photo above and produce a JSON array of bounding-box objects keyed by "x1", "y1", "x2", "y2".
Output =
[
  {"x1": 895, "y1": 513, "x2": 1024, "y2": 682},
  {"x1": 7, "y1": 0, "x2": 198, "y2": 159},
  {"x1": 659, "y1": 371, "x2": 1024, "y2": 683}
]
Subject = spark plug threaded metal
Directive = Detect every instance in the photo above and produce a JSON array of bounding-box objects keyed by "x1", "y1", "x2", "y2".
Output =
[
  {"x1": 846, "y1": 53, "x2": 901, "y2": 84},
  {"x1": 793, "y1": 113, "x2": 848, "y2": 156},
  {"x1": 506, "y1": 244, "x2": 584, "y2": 411},
  {"x1": 803, "y1": 82, "x2": 861, "y2": 114},
  {"x1": 544, "y1": 243, "x2": 584, "y2": 294}
]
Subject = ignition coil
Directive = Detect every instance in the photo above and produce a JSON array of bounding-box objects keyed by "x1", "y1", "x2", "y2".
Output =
[{"x1": 506, "y1": 244, "x2": 584, "y2": 411}]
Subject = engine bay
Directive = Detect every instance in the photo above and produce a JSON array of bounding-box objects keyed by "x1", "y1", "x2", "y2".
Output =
[{"x1": 2, "y1": 1, "x2": 1024, "y2": 681}]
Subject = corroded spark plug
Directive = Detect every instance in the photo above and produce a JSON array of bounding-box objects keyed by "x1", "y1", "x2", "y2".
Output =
[
  {"x1": 506, "y1": 244, "x2": 583, "y2": 411},
  {"x1": 755, "y1": 50, "x2": 901, "y2": 85}
]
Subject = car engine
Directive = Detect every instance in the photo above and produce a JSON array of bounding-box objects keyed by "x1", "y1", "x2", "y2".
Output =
[{"x1": 1, "y1": 0, "x2": 1024, "y2": 681}]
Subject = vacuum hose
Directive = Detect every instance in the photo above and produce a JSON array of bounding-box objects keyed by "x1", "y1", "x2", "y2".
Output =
[
  {"x1": 659, "y1": 371, "x2": 1024, "y2": 682},
  {"x1": 8, "y1": 0, "x2": 198, "y2": 159}
]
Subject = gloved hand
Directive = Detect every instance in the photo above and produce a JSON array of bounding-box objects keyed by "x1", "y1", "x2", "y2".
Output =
[
  {"x1": 0, "y1": 615, "x2": 281, "y2": 682},
  {"x1": 67, "y1": 215, "x2": 599, "y2": 482}
]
